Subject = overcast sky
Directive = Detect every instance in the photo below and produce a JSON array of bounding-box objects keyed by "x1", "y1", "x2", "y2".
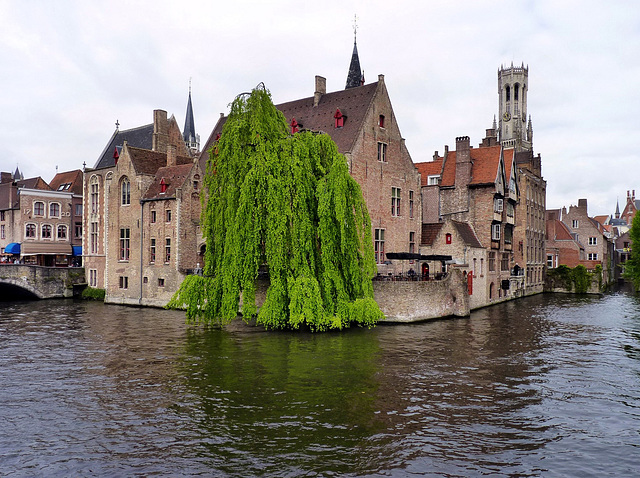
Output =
[{"x1": 1, "y1": 0, "x2": 638, "y2": 216}]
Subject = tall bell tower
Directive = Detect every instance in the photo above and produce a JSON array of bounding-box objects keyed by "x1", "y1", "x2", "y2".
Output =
[{"x1": 498, "y1": 62, "x2": 533, "y2": 152}]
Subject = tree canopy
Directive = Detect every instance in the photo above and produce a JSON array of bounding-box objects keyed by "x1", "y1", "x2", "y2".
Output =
[
  {"x1": 167, "y1": 84, "x2": 383, "y2": 330},
  {"x1": 623, "y1": 212, "x2": 640, "y2": 291}
]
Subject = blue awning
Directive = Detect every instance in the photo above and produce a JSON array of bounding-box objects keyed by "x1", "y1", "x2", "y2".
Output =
[
  {"x1": 5, "y1": 243, "x2": 20, "y2": 254},
  {"x1": 72, "y1": 246, "x2": 82, "y2": 256}
]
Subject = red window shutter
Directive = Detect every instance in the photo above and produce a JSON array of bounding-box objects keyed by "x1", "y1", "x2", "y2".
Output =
[
  {"x1": 290, "y1": 118, "x2": 299, "y2": 134},
  {"x1": 334, "y1": 109, "x2": 344, "y2": 128}
]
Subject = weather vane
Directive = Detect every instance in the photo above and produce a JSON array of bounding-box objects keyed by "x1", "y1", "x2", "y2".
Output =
[{"x1": 353, "y1": 14, "x2": 358, "y2": 39}]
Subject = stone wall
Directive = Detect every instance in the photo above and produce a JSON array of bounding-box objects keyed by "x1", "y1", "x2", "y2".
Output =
[{"x1": 0, "y1": 265, "x2": 85, "y2": 298}]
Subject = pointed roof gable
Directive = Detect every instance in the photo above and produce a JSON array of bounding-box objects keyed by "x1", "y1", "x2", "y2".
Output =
[
  {"x1": 438, "y1": 144, "x2": 514, "y2": 189},
  {"x1": 452, "y1": 220, "x2": 483, "y2": 248},
  {"x1": 94, "y1": 124, "x2": 154, "y2": 170},
  {"x1": 143, "y1": 163, "x2": 195, "y2": 200},
  {"x1": 421, "y1": 223, "x2": 444, "y2": 246},
  {"x1": 345, "y1": 40, "x2": 363, "y2": 89}
]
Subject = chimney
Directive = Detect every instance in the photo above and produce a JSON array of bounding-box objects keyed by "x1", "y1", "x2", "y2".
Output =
[
  {"x1": 314, "y1": 76, "x2": 326, "y2": 107},
  {"x1": 444, "y1": 145, "x2": 449, "y2": 159},
  {"x1": 152, "y1": 109, "x2": 169, "y2": 153},
  {"x1": 455, "y1": 136, "x2": 472, "y2": 187},
  {"x1": 167, "y1": 144, "x2": 177, "y2": 167},
  {"x1": 433, "y1": 151, "x2": 439, "y2": 161},
  {"x1": 578, "y1": 198, "x2": 588, "y2": 212}
]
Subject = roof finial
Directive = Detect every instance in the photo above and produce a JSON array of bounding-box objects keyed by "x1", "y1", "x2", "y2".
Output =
[
  {"x1": 189, "y1": 77, "x2": 192, "y2": 95},
  {"x1": 353, "y1": 14, "x2": 358, "y2": 41},
  {"x1": 115, "y1": 119, "x2": 120, "y2": 130}
]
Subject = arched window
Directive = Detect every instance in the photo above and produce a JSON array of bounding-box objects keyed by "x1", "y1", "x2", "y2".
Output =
[
  {"x1": 505, "y1": 85, "x2": 510, "y2": 102},
  {"x1": 34, "y1": 201, "x2": 44, "y2": 216},
  {"x1": 49, "y1": 202, "x2": 60, "y2": 217},
  {"x1": 514, "y1": 83, "x2": 519, "y2": 101},
  {"x1": 121, "y1": 177, "x2": 130, "y2": 205},
  {"x1": 42, "y1": 224, "x2": 52, "y2": 239},
  {"x1": 90, "y1": 175, "x2": 100, "y2": 214},
  {"x1": 25, "y1": 223, "x2": 36, "y2": 238}
]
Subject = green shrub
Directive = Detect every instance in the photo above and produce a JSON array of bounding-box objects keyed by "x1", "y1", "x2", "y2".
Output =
[{"x1": 81, "y1": 287, "x2": 105, "y2": 301}]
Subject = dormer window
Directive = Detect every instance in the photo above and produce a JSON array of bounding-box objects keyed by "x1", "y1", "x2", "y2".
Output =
[
  {"x1": 334, "y1": 109, "x2": 344, "y2": 128},
  {"x1": 160, "y1": 178, "x2": 167, "y2": 194},
  {"x1": 379, "y1": 115, "x2": 385, "y2": 128},
  {"x1": 290, "y1": 118, "x2": 299, "y2": 134}
]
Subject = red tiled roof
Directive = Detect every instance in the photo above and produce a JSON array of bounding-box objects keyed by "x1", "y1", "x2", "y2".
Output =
[
  {"x1": 452, "y1": 220, "x2": 483, "y2": 248},
  {"x1": 439, "y1": 145, "x2": 508, "y2": 188},
  {"x1": 49, "y1": 169, "x2": 83, "y2": 195},
  {"x1": 143, "y1": 163, "x2": 195, "y2": 200},
  {"x1": 415, "y1": 160, "x2": 443, "y2": 186},
  {"x1": 127, "y1": 146, "x2": 192, "y2": 176},
  {"x1": 421, "y1": 223, "x2": 444, "y2": 246},
  {"x1": 16, "y1": 177, "x2": 51, "y2": 190}
]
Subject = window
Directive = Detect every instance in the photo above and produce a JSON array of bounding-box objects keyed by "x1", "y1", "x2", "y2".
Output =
[
  {"x1": 334, "y1": 109, "x2": 344, "y2": 128},
  {"x1": 379, "y1": 115, "x2": 385, "y2": 128},
  {"x1": 0, "y1": 224, "x2": 4, "y2": 239},
  {"x1": 374, "y1": 229, "x2": 385, "y2": 264},
  {"x1": 506, "y1": 202, "x2": 514, "y2": 218},
  {"x1": 74, "y1": 222, "x2": 82, "y2": 239},
  {"x1": 90, "y1": 177, "x2": 99, "y2": 214},
  {"x1": 504, "y1": 225, "x2": 513, "y2": 244},
  {"x1": 90, "y1": 222, "x2": 98, "y2": 254},
  {"x1": 151, "y1": 210, "x2": 156, "y2": 223},
  {"x1": 193, "y1": 180, "x2": 199, "y2": 190},
  {"x1": 391, "y1": 187, "x2": 401, "y2": 217},
  {"x1": 409, "y1": 190, "x2": 414, "y2": 218},
  {"x1": 165, "y1": 238, "x2": 171, "y2": 263},
  {"x1": 505, "y1": 85, "x2": 510, "y2": 102},
  {"x1": 427, "y1": 175, "x2": 439, "y2": 186},
  {"x1": 501, "y1": 253, "x2": 510, "y2": 271},
  {"x1": 572, "y1": 220, "x2": 579, "y2": 228},
  {"x1": 75, "y1": 204, "x2": 83, "y2": 216},
  {"x1": 377, "y1": 142, "x2": 387, "y2": 162},
  {"x1": 26, "y1": 223, "x2": 36, "y2": 238},
  {"x1": 547, "y1": 255, "x2": 554, "y2": 268},
  {"x1": 34, "y1": 201, "x2": 44, "y2": 216},
  {"x1": 57, "y1": 225, "x2": 67, "y2": 240},
  {"x1": 119, "y1": 276, "x2": 129, "y2": 289},
  {"x1": 166, "y1": 209, "x2": 172, "y2": 223},
  {"x1": 49, "y1": 203, "x2": 60, "y2": 217},
  {"x1": 446, "y1": 233, "x2": 452, "y2": 244},
  {"x1": 158, "y1": 278, "x2": 165, "y2": 287},
  {"x1": 514, "y1": 83, "x2": 519, "y2": 101},
  {"x1": 409, "y1": 231, "x2": 415, "y2": 254},
  {"x1": 492, "y1": 223, "x2": 501, "y2": 241},
  {"x1": 150, "y1": 238, "x2": 156, "y2": 263},
  {"x1": 588, "y1": 237, "x2": 597, "y2": 245},
  {"x1": 89, "y1": 269, "x2": 97, "y2": 287},
  {"x1": 42, "y1": 224, "x2": 52, "y2": 239},
  {"x1": 480, "y1": 258, "x2": 484, "y2": 275},
  {"x1": 0, "y1": 211, "x2": 4, "y2": 221},
  {"x1": 588, "y1": 253, "x2": 598, "y2": 261},
  {"x1": 119, "y1": 228, "x2": 130, "y2": 261},
  {"x1": 121, "y1": 177, "x2": 131, "y2": 205},
  {"x1": 494, "y1": 198, "x2": 503, "y2": 213},
  {"x1": 488, "y1": 252, "x2": 496, "y2": 272}
]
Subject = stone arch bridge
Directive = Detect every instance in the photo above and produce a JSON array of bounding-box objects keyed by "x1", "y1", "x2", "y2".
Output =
[{"x1": 0, "y1": 265, "x2": 86, "y2": 300}]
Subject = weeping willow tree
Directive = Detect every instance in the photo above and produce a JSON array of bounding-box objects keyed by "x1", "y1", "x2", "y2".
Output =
[{"x1": 167, "y1": 84, "x2": 383, "y2": 330}]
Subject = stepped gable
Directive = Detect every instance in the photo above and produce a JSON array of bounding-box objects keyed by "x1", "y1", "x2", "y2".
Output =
[
  {"x1": 143, "y1": 163, "x2": 194, "y2": 200},
  {"x1": 421, "y1": 223, "x2": 444, "y2": 246},
  {"x1": 415, "y1": 159, "x2": 443, "y2": 186},
  {"x1": 49, "y1": 169, "x2": 83, "y2": 195},
  {"x1": 452, "y1": 220, "x2": 483, "y2": 248},
  {"x1": 94, "y1": 124, "x2": 154, "y2": 169},
  {"x1": 127, "y1": 146, "x2": 191, "y2": 176}
]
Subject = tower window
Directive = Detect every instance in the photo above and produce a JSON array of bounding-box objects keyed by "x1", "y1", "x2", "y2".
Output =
[
  {"x1": 514, "y1": 83, "x2": 519, "y2": 101},
  {"x1": 505, "y1": 85, "x2": 510, "y2": 102},
  {"x1": 379, "y1": 115, "x2": 385, "y2": 128}
]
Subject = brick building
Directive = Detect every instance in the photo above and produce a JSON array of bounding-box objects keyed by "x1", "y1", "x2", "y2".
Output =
[
  {"x1": 621, "y1": 190, "x2": 639, "y2": 225},
  {"x1": 201, "y1": 72, "x2": 422, "y2": 275}
]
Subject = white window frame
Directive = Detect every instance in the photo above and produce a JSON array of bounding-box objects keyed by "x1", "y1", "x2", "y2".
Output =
[{"x1": 492, "y1": 223, "x2": 501, "y2": 241}]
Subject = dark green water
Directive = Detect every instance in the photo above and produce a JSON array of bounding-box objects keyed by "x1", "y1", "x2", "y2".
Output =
[{"x1": 1, "y1": 292, "x2": 639, "y2": 476}]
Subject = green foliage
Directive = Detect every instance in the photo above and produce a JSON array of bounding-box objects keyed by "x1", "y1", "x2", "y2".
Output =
[
  {"x1": 81, "y1": 287, "x2": 105, "y2": 301},
  {"x1": 571, "y1": 265, "x2": 590, "y2": 293},
  {"x1": 167, "y1": 84, "x2": 383, "y2": 330},
  {"x1": 547, "y1": 264, "x2": 595, "y2": 293},
  {"x1": 548, "y1": 264, "x2": 573, "y2": 291},
  {"x1": 623, "y1": 212, "x2": 640, "y2": 291}
]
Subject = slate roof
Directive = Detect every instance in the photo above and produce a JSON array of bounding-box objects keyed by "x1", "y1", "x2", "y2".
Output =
[
  {"x1": 452, "y1": 220, "x2": 483, "y2": 248},
  {"x1": 127, "y1": 146, "x2": 192, "y2": 176},
  {"x1": 415, "y1": 160, "x2": 443, "y2": 186},
  {"x1": 49, "y1": 169, "x2": 83, "y2": 195},
  {"x1": 94, "y1": 124, "x2": 154, "y2": 170},
  {"x1": 421, "y1": 223, "x2": 443, "y2": 246},
  {"x1": 199, "y1": 82, "x2": 379, "y2": 160},
  {"x1": 16, "y1": 177, "x2": 51, "y2": 190},
  {"x1": 439, "y1": 145, "x2": 514, "y2": 188},
  {"x1": 143, "y1": 163, "x2": 194, "y2": 200},
  {"x1": 345, "y1": 40, "x2": 363, "y2": 89},
  {"x1": 183, "y1": 91, "x2": 196, "y2": 143}
]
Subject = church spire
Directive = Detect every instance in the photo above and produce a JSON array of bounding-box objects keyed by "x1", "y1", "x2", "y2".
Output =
[
  {"x1": 183, "y1": 79, "x2": 200, "y2": 154},
  {"x1": 345, "y1": 15, "x2": 363, "y2": 89}
]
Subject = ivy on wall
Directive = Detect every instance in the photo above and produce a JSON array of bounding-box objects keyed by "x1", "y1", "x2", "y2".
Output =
[{"x1": 167, "y1": 84, "x2": 383, "y2": 330}]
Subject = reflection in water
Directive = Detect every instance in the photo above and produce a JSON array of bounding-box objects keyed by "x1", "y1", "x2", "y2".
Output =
[{"x1": 1, "y1": 293, "x2": 640, "y2": 476}]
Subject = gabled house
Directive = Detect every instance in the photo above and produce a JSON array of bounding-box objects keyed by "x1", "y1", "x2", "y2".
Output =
[
  {"x1": 621, "y1": 190, "x2": 639, "y2": 226},
  {"x1": 545, "y1": 209, "x2": 584, "y2": 269},
  {"x1": 200, "y1": 73, "x2": 422, "y2": 275}
]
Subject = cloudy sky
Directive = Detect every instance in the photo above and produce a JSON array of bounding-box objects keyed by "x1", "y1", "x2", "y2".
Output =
[{"x1": 1, "y1": 0, "x2": 638, "y2": 216}]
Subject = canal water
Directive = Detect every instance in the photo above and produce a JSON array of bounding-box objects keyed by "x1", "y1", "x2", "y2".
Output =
[{"x1": 1, "y1": 292, "x2": 639, "y2": 477}]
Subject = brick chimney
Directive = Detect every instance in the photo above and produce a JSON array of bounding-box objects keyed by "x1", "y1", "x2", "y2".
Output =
[
  {"x1": 455, "y1": 136, "x2": 472, "y2": 188},
  {"x1": 314, "y1": 76, "x2": 326, "y2": 107},
  {"x1": 578, "y1": 198, "x2": 588, "y2": 212},
  {"x1": 167, "y1": 144, "x2": 177, "y2": 167},
  {"x1": 152, "y1": 109, "x2": 169, "y2": 153}
]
